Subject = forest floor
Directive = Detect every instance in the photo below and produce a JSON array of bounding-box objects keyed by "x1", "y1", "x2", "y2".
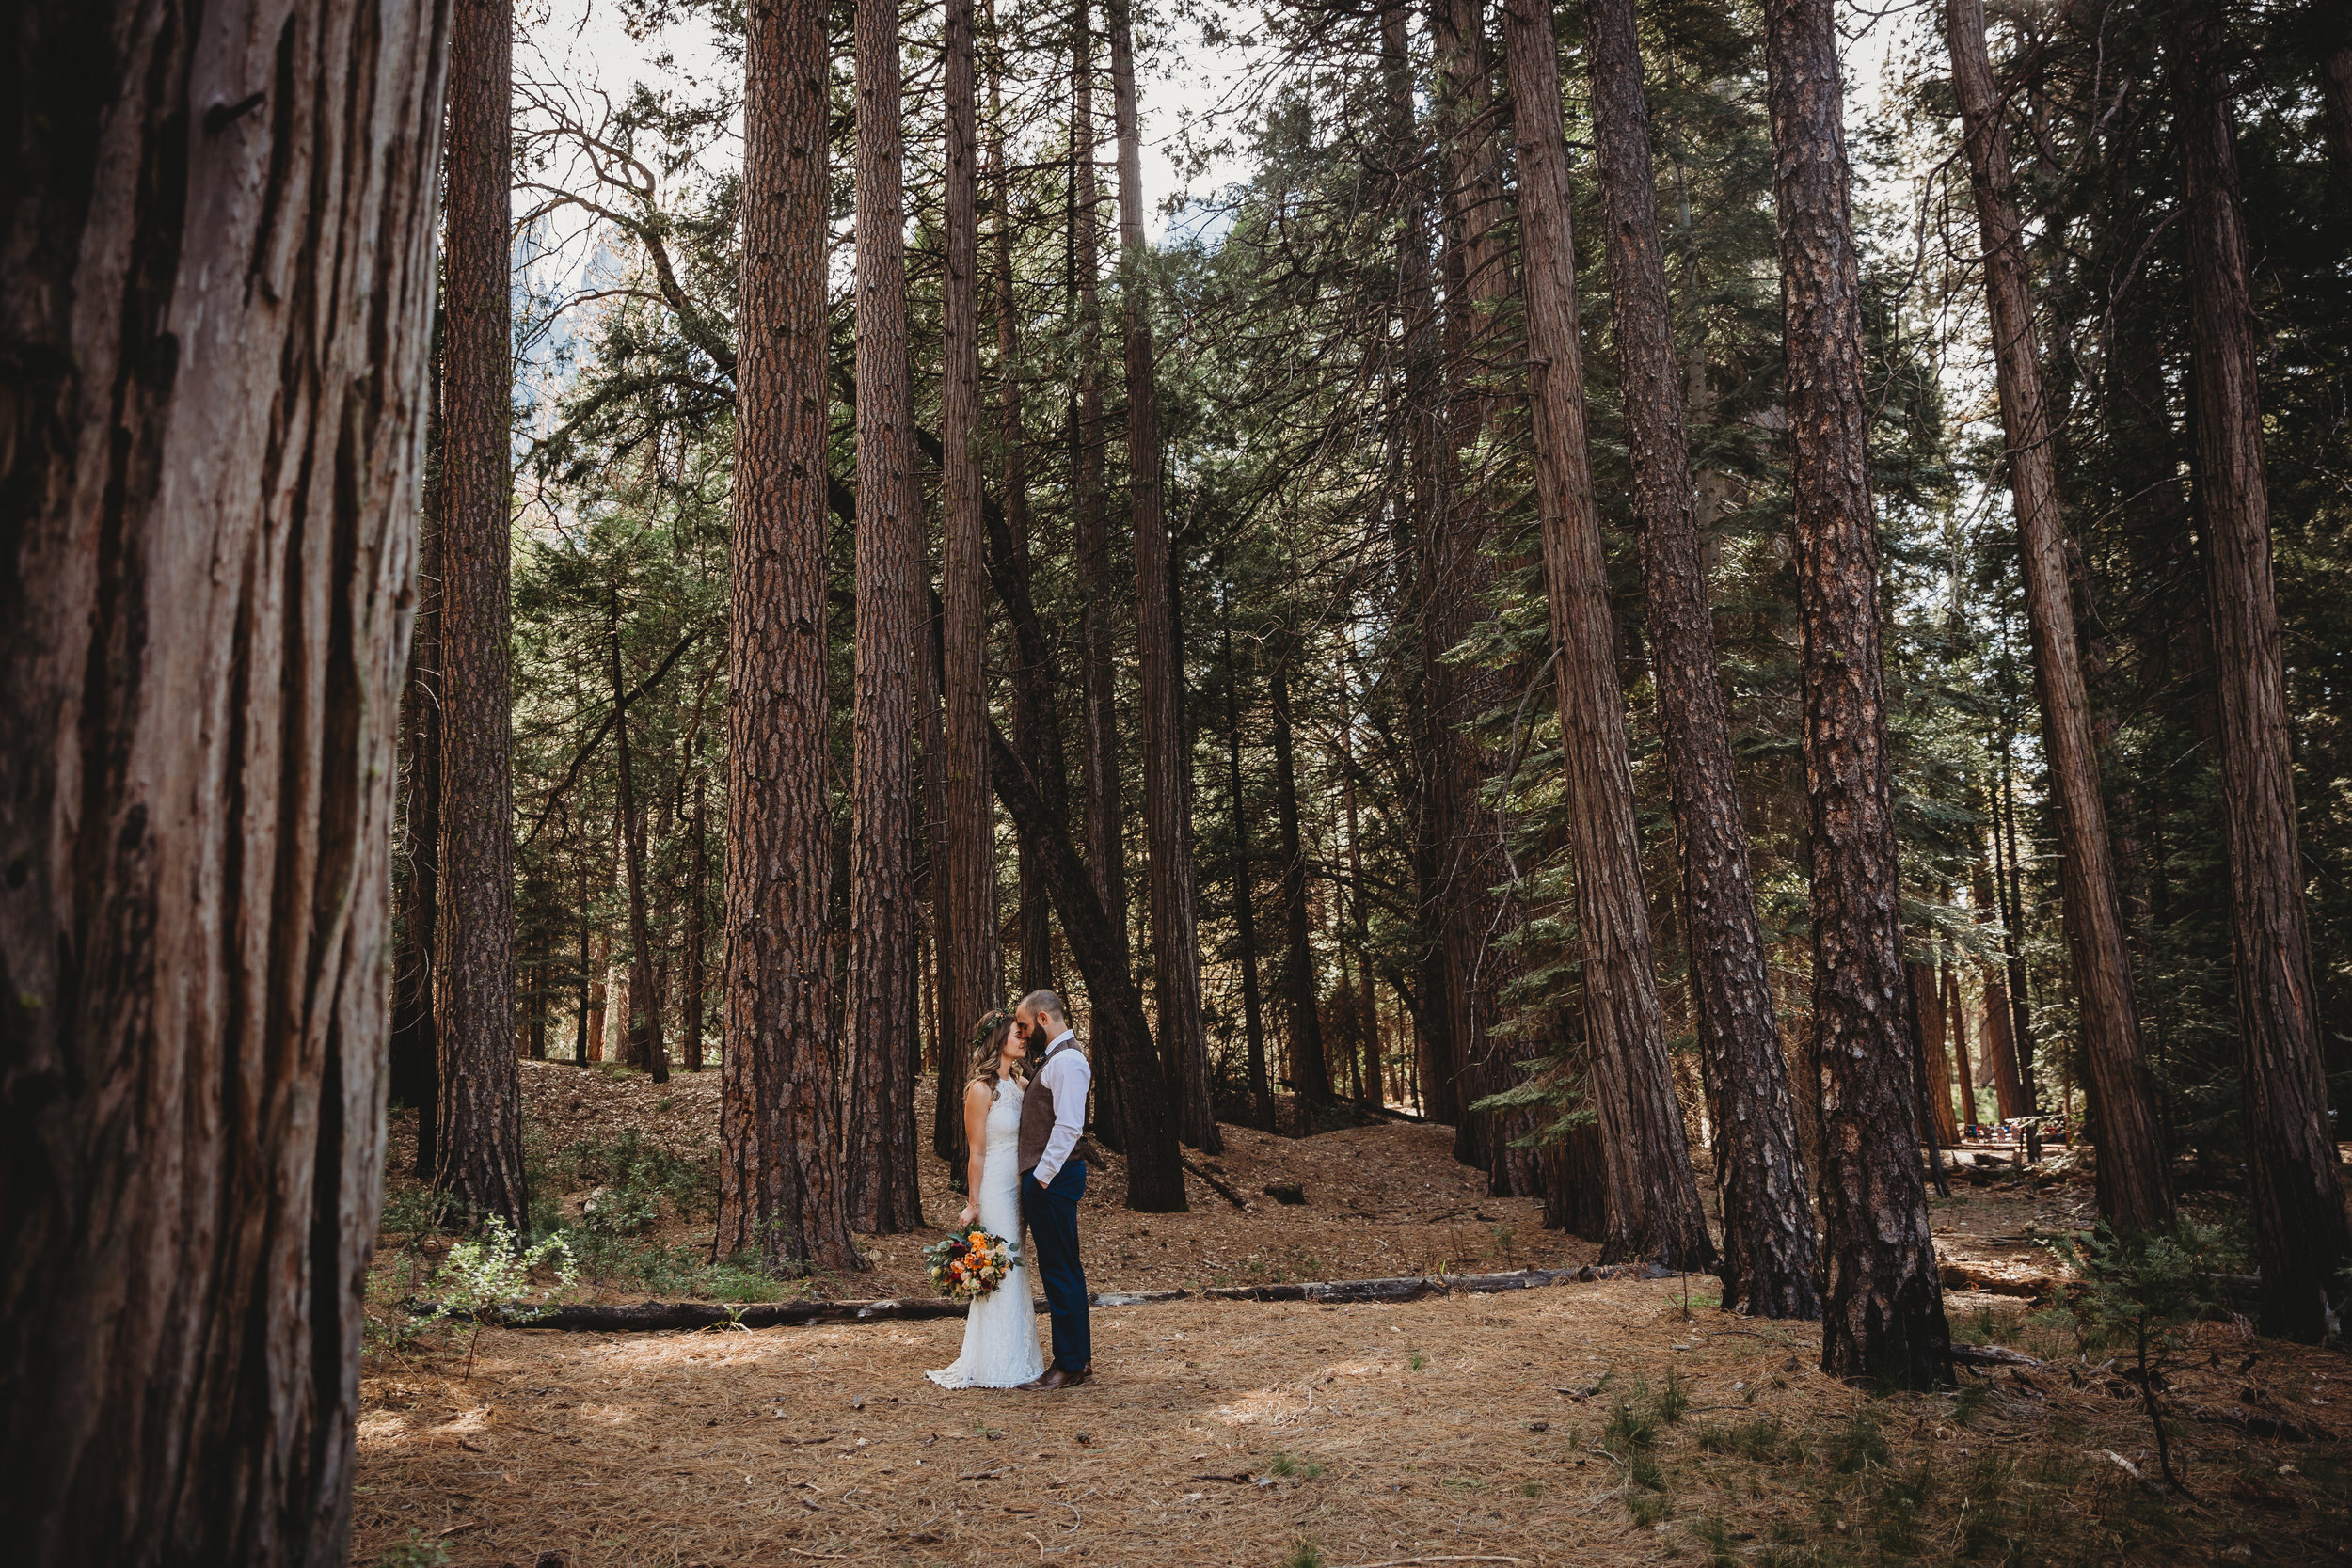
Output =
[{"x1": 356, "y1": 1061, "x2": 2352, "y2": 1567}]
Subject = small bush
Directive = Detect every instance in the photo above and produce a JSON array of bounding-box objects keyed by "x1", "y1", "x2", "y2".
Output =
[
  {"x1": 1283, "y1": 1541, "x2": 1325, "y2": 1568},
  {"x1": 375, "y1": 1532, "x2": 451, "y2": 1568},
  {"x1": 413, "y1": 1215, "x2": 580, "y2": 1375},
  {"x1": 2047, "y1": 1219, "x2": 2232, "y2": 1491},
  {"x1": 1267, "y1": 1452, "x2": 1325, "y2": 1480}
]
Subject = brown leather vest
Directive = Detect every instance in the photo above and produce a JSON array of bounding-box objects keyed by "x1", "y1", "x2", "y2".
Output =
[{"x1": 1016, "y1": 1039, "x2": 1094, "y2": 1172}]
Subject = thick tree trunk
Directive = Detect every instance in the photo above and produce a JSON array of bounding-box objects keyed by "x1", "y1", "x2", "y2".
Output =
[
  {"x1": 1763, "y1": 0, "x2": 1949, "y2": 1387},
  {"x1": 1909, "y1": 961, "x2": 1960, "y2": 1148},
  {"x1": 1581, "y1": 0, "x2": 1819, "y2": 1316},
  {"x1": 922, "y1": 593, "x2": 962, "y2": 1168},
  {"x1": 2178, "y1": 0, "x2": 2350, "y2": 1341},
  {"x1": 1946, "y1": 0, "x2": 2169, "y2": 1231},
  {"x1": 1994, "y1": 737, "x2": 2040, "y2": 1110},
  {"x1": 721, "y1": 0, "x2": 861, "y2": 1275},
  {"x1": 987, "y1": 0, "x2": 1054, "y2": 1002},
  {"x1": 1427, "y1": 0, "x2": 1521, "y2": 1180},
  {"x1": 0, "y1": 0, "x2": 445, "y2": 1558},
  {"x1": 612, "y1": 592, "x2": 668, "y2": 1084},
  {"x1": 845, "y1": 0, "x2": 925, "y2": 1237},
  {"x1": 986, "y1": 723, "x2": 1189, "y2": 1211},
  {"x1": 392, "y1": 319, "x2": 445, "y2": 1177},
  {"x1": 1340, "y1": 666, "x2": 1382, "y2": 1108},
  {"x1": 1071, "y1": 2, "x2": 1129, "y2": 974},
  {"x1": 1110, "y1": 0, "x2": 1220, "y2": 1154},
  {"x1": 435, "y1": 0, "x2": 530, "y2": 1233},
  {"x1": 1224, "y1": 625, "x2": 1276, "y2": 1127},
  {"x1": 685, "y1": 767, "x2": 707, "y2": 1071},
  {"x1": 1385, "y1": 0, "x2": 1458, "y2": 1131},
  {"x1": 2313, "y1": 9, "x2": 2352, "y2": 174},
  {"x1": 941, "y1": 0, "x2": 1003, "y2": 1066},
  {"x1": 1973, "y1": 846, "x2": 2028, "y2": 1117},
  {"x1": 1946, "y1": 964, "x2": 1975, "y2": 1129},
  {"x1": 1505, "y1": 0, "x2": 1718, "y2": 1275},
  {"x1": 584, "y1": 925, "x2": 609, "y2": 1062},
  {"x1": 1272, "y1": 659, "x2": 1332, "y2": 1108}
]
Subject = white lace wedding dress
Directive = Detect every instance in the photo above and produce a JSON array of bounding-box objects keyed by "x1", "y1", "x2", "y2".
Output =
[{"x1": 925, "y1": 1079, "x2": 1046, "y2": 1389}]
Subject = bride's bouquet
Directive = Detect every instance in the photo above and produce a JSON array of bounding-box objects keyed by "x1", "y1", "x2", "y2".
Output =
[{"x1": 924, "y1": 1228, "x2": 1020, "y2": 1301}]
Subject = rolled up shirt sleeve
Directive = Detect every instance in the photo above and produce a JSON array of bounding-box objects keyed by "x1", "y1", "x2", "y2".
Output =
[{"x1": 1032, "y1": 1045, "x2": 1091, "y2": 1186}]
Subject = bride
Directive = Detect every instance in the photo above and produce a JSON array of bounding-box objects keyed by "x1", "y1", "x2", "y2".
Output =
[{"x1": 925, "y1": 1010, "x2": 1047, "y2": 1389}]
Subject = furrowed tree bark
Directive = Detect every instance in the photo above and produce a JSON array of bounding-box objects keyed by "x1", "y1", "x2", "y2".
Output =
[
  {"x1": 942, "y1": 0, "x2": 1004, "y2": 1070},
  {"x1": 392, "y1": 314, "x2": 445, "y2": 1178},
  {"x1": 684, "y1": 763, "x2": 707, "y2": 1071},
  {"x1": 2177, "y1": 0, "x2": 2350, "y2": 1341},
  {"x1": 1272, "y1": 658, "x2": 1333, "y2": 1108},
  {"x1": 1946, "y1": 964, "x2": 1974, "y2": 1127},
  {"x1": 1384, "y1": 0, "x2": 1458, "y2": 1130},
  {"x1": 436, "y1": 0, "x2": 530, "y2": 1233},
  {"x1": 1993, "y1": 735, "x2": 2040, "y2": 1111},
  {"x1": 1945, "y1": 0, "x2": 2170, "y2": 1231},
  {"x1": 721, "y1": 0, "x2": 861, "y2": 1275},
  {"x1": 1910, "y1": 961, "x2": 1959, "y2": 1148},
  {"x1": 1505, "y1": 0, "x2": 1718, "y2": 1275},
  {"x1": 1763, "y1": 0, "x2": 1950, "y2": 1387},
  {"x1": 986, "y1": 721, "x2": 1189, "y2": 1211},
  {"x1": 1072, "y1": 0, "x2": 1130, "y2": 974},
  {"x1": 1340, "y1": 663, "x2": 1382, "y2": 1108},
  {"x1": 0, "y1": 0, "x2": 446, "y2": 1559},
  {"x1": 2310, "y1": 5, "x2": 2352, "y2": 173},
  {"x1": 1224, "y1": 622, "x2": 1276, "y2": 1128},
  {"x1": 989, "y1": 0, "x2": 1054, "y2": 999},
  {"x1": 1581, "y1": 0, "x2": 1819, "y2": 1315},
  {"x1": 1110, "y1": 0, "x2": 1220, "y2": 1154},
  {"x1": 612, "y1": 590, "x2": 668, "y2": 1084},
  {"x1": 1428, "y1": 0, "x2": 1522, "y2": 1181},
  {"x1": 1974, "y1": 870, "x2": 2027, "y2": 1117},
  {"x1": 846, "y1": 0, "x2": 925, "y2": 1236}
]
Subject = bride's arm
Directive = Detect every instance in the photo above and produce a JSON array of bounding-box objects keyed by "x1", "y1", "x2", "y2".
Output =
[{"x1": 957, "y1": 1081, "x2": 991, "y2": 1227}]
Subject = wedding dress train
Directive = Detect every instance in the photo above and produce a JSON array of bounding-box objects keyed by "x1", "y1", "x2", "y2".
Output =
[{"x1": 925, "y1": 1078, "x2": 1047, "y2": 1389}]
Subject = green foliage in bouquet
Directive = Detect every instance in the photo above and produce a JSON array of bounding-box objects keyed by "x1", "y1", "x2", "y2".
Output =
[{"x1": 924, "y1": 1228, "x2": 1021, "y2": 1302}]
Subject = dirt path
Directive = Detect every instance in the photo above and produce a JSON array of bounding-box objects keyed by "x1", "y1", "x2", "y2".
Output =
[
  {"x1": 360, "y1": 1066, "x2": 2352, "y2": 1565},
  {"x1": 355, "y1": 1275, "x2": 2351, "y2": 1566}
]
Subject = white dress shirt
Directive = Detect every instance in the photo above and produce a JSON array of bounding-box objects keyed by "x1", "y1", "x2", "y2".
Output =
[{"x1": 1032, "y1": 1029, "x2": 1091, "y2": 1186}]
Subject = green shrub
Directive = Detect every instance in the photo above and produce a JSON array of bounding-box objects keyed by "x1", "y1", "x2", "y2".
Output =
[
  {"x1": 2047, "y1": 1219, "x2": 2231, "y2": 1492},
  {"x1": 413, "y1": 1215, "x2": 580, "y2": 1375},
  {"x1": 374, "y1": 1532, "x2": 451, "y2": 1568}
]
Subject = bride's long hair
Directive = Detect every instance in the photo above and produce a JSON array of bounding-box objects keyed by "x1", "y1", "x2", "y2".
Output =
[{"x1": 968, "y1": 1008, "x2": 1021, "y2": 1100}]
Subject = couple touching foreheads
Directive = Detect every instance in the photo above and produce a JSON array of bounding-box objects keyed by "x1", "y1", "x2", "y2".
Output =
[{"x1": 926, "y1": 989, "x2": 1097, "y2": 1392}]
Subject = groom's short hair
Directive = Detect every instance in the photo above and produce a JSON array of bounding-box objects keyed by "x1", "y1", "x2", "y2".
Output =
[{"x1": 1019, "y1": 989, "x2": 1067, "y2": 1028}]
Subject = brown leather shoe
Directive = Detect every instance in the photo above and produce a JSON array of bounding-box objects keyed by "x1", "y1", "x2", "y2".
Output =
[{"x1": 1019, "y1": 1365, "x2": 1093, "y2": 1391}]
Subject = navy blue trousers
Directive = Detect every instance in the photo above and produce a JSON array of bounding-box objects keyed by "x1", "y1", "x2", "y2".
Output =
[{"x1": 1021, "y1": 1162, "x2": 1090, "y2": 1370}]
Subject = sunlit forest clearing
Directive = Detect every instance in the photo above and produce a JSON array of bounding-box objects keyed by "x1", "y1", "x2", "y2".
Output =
[{"x1": 8, "y1": 0, "x2": 2352, "y2": 1564}]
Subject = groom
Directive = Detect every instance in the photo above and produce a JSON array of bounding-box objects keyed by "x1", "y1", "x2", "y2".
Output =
[{"x1": 1013, "y1": 989, "x2": 1092, "y2": 1389}]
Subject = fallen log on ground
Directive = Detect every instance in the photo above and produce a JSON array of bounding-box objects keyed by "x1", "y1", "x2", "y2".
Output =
[
  {"x1": 405, "y1": 1263, "x2": 1684, "y2": 1331},
  {"x1": 1180, "y1": 1154, "x2": 1251, "y2": 1211}
]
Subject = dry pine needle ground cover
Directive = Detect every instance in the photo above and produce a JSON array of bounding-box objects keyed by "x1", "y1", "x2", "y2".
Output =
[{"x1": 359, "y1": 1062, "x2": 2352, "y2": 1566}]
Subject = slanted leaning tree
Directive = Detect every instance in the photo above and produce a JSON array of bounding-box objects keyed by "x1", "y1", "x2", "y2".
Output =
[
  {"x1": 1581, "y1": 0, "x2": 1820, "y2": 1313},
  {"x1": 1945, "y1": 0, "x2": 2170, "y2": 1232},
  {"x1": 2176, "y1": 0, "x2": 2350, "y2": 1341},
  {"x1": 1502, "y1": 0, "x2": 1717, "y2": 1275}
]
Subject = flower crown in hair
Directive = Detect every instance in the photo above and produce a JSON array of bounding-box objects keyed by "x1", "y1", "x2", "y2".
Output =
[{"x1": 971, "y1": 1007, "x2": 1013, "y2": 1050}]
